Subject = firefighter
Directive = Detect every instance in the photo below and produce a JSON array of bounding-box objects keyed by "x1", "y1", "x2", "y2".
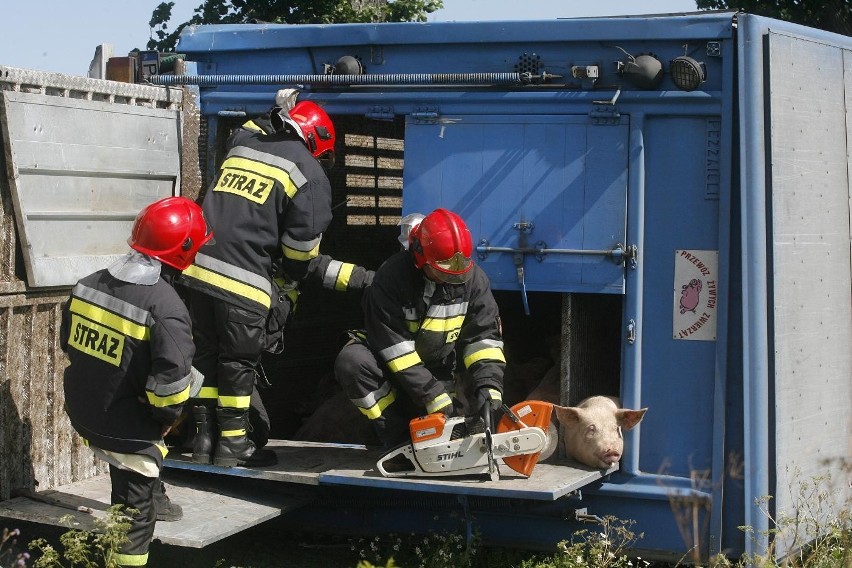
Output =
[
  {"x1": 181, "y1": 100, "x2": 336, "y2": 467},
  {"x1": 60, "y1": 196, "x2": 211, "y2": 567},
  {"x1": 334, "y1": 208, "x2": 506, "y2": 450}
]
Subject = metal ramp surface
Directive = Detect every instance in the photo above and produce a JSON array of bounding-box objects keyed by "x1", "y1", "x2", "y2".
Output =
[
  {"x1": 165, "y1": 439, "x2": 615, "y2": 501},
  {"x1": 0, "y1": 470, "x2": 307, "y2": 548}
]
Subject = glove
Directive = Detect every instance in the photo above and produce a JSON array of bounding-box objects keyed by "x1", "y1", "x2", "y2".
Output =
[
  {"x1": 474, "y1": 387, "x2": 503, "y2": 417},
  {"x1": 434, "y1": 399, "x2": 456, "y2": 418}
]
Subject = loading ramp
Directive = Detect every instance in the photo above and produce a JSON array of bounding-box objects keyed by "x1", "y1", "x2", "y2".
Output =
[{"x1": 0, "y1": 440, "x2": 614, "y2": 548}]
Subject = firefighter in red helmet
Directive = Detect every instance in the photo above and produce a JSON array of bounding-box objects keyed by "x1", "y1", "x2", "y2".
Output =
[
  {"x1": 61, "y1": 196, "x2": 211, "y2": 567},
  {"x1": 240, "y1": 98, "x2": 336, "y2": 170},
  {"x1": 334, "y1": 208, "x2": 506, "y2": 452},
  {"x1": 180, "y1": 96, "x2": 336, "y2": 467}
]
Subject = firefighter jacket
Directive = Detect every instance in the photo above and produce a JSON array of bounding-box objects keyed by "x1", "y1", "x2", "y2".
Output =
[
  {"x1": 181, "y1": 128, "x2": 333, "y2": 316},
  {"x1": 240, "y1": 112, "x2": 276, "y2": 135},
  {"x1": 306, "y1": 254, "x2": 375, "y2": 293},
  {"x1": 60, "y1": 269, "x2": 195, "y2": 468},
  {"x1": 363, "y1": 251, "x2": 505, "y2": 414},
  {"x1": 264, "y1": 254, "x2": 374, "y2": 354}
]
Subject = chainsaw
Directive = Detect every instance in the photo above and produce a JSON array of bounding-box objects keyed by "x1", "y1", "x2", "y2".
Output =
[{"x1": 376, "y1": 400, "x2": 556, "y2": 480}]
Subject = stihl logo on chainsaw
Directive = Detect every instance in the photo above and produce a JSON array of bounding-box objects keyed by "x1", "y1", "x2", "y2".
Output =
[{"x1": 437, "y1": 451, "x2": 462, "y2": 461}]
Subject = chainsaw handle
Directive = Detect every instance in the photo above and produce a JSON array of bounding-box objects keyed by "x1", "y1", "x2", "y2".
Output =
[{"x1": 501, "y1": 403, "x2": 526, "y2": 427}]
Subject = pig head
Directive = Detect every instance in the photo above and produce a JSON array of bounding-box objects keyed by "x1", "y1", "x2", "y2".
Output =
[{"x1": 552, "y1": 396, "x2": 647, "y2": 469}]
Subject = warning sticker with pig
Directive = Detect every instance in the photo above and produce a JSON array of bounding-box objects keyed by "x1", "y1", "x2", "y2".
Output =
[{"x1": 673, "y1": 250, "x2": 718, "y2": 341}]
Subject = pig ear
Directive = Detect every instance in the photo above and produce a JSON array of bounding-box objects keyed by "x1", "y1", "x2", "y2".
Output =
[
  {"x1": 617, "y1": 408, "x2": 648, "y2": 431},
  {"x1": 553, "y1": 405, "x2": 581, "y2": 427}
]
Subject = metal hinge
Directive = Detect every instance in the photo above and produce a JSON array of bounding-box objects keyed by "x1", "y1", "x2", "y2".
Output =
[
  {"x1": 590, "y1": 88, "x2": 621, "y2": 125},
  {"x1": 410, "y1": 105, "x2": 439, "y2": 123}
]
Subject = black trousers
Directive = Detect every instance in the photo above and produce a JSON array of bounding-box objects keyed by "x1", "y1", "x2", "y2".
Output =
[
  {"x1": 248, "y1": 386, "x2": 270, "y2": 448},
  {"x1": 109, "y1": 465, "x2": 157, "y2": 567},
  {"x1": 189, "y1": 293, "x2": 265, "y2": 410},
  {"x1": 334, "y1": 341, "x2": 420, "y2": 448}
]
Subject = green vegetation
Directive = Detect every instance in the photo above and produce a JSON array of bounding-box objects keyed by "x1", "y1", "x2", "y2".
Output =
[
  {"x1": 695, "y1": 0, "x2": 851, "y2": 35},
  {"x1": 351, "y1": 517, "x2": 646, "y2": 568},
  {"x1": 147, "y1": 0, "x2": 444, "y2": 52},
  {"x1": 27, "y1": 506, "x2": 133, "y2": 568}
]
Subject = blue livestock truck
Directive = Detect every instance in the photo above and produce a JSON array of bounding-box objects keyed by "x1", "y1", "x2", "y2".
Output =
[{"x1": 0, "y1": 10, "x2": 849, "y2": 564}]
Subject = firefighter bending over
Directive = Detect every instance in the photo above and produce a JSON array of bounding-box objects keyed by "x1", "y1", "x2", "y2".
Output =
[
  {"x1": 180, "y1": 100, "x2": 336, "y2": 467},
  {"x1": 334, "y1": 208, "x2": 506, "y2": 452},
  {"x1": 61, "y1": 197, "x2": 211, "y2": 567}
]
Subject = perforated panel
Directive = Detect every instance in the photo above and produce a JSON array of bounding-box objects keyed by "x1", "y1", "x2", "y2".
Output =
[{"x1": 767, "y1": 31, "x2": 852, "y2": 555}]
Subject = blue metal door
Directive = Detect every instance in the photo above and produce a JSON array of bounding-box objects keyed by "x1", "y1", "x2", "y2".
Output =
[{"x1": 403, "y1": 115, "x2": 628, "y2": 294}]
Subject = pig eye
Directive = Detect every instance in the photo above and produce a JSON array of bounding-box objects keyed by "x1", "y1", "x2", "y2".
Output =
[{"x1": 585, "y1": 424, "x2": 598, "y2": 438}]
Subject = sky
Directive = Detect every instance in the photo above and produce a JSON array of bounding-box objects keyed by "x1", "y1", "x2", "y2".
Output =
[{"x1": 1, "y1": 0, "x2": 698, "y2": 77}]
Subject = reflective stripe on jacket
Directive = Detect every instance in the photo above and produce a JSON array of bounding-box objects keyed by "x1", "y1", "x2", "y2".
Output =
[
  {"x1": 60, "y1": 270, "x2": 194, "y2": 467},
  {"x1": 181, "y1": 128, "x2": 332, "y2": 314},
  {"x1": 363, "y1": 251, "x2": 505, "y2": 409}
]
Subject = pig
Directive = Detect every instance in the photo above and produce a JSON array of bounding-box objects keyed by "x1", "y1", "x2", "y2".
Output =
[
  {"x1": 552, "y1": 396, "x2": 647, "y2": 469},
  {"x1": 679, "y1": 278, "x2": 703, "y2": 314}
]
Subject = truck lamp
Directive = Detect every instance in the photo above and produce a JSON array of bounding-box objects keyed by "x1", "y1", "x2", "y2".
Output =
[
  {"x1": 334, "y1": 55, "x2": 364, "y2": 75},
  {"x1": 669, "y1": 56, "x2": 706, "y2": 91},
  {"x1": 616, "y1": 54, "x2": 663, "y2": 89}
]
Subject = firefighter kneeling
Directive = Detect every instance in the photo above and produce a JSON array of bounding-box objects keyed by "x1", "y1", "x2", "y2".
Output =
[{"x1": 334, "y1": 208, "x2": 506, "y2": 458}]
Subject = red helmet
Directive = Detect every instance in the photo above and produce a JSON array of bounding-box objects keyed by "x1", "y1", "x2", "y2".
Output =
[
  {"x1": 128, "y1": 196, "x2": 213, "y2": 271},
  {"x1": 410, "y1": 208, "x2": 474, "y2": 284},
  {"x1": 289, "y1": 101, "x2": 336, "y2": 168}
]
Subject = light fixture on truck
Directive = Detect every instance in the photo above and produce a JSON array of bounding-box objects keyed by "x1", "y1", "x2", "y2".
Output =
[
  {"x1": 616, "y1": 53, "x2": 663, "y2": 90},
  {"x1": 332, "y1": 55, "x2": 364, "y2": 75},
  {"x1": 669, "y1": 55, "x2": 706, "y2": 91}
]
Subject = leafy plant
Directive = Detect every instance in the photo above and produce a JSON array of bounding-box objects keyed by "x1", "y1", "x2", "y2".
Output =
[
  {"x1": 518, "y1": 516, "x2": 647, "y2": 568},
  {"x1": 28, "y1": 505, "x2": 134, "y2": 568},
  {"x1": 736, "y1": 466, "x2": 852, "y2": 568},
  {"x1": 352, "y1": 530, "x2": 478, "y2": 568}
]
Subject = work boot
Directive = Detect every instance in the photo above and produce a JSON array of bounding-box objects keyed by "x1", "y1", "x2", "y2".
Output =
[
  {"x1": 213, "y1": 408, "x2": 256, "y2": 467},
  {"x1": 153, "y1": 480, "x2": 183, "y2": 522},
  {"x1": 191, "y1": 403, "x2": 216, "y2": 464},
  {"x1": 242, "y1": 447, "x2": 278, "y2": 468}
]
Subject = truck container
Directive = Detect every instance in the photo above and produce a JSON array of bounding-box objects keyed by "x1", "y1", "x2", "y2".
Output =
[{"x1": 1, "y1": 10, "x2": 850, "y2": 563}]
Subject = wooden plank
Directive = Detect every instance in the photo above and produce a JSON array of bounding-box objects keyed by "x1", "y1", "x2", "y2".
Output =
[
  {"x1": 165, "y1": 439, "x2": 615, "y2": 501},
  {"x1": 0, "y1": 472, "x2": 301, "y2": 548}
]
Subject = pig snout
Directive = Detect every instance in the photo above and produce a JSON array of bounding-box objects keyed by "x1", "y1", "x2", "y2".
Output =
[
  {"x1": 582, "y1": 425, "x2": 624, "y2": 468},
  {"x1": 600, "y1": 448, "x2": 622, "y2": 466}
]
